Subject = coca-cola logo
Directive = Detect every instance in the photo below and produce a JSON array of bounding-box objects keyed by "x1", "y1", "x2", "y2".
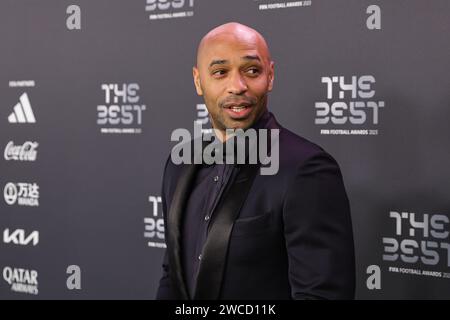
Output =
[{"x1": 4, "y1": 141, "x2": 38, "y2": 161}]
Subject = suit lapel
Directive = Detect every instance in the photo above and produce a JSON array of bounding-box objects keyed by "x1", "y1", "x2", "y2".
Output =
[
  {"x1": 193, "y1": 163, "x2": 260, "y2": 300},
  {"x1": 167, "y1": 163, "x2": 199, "y2": 300}
]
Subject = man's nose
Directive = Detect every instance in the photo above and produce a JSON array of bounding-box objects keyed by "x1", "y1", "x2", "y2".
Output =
[{"x1": 227, "y1": 71, "x2": 248, "y2": 95}]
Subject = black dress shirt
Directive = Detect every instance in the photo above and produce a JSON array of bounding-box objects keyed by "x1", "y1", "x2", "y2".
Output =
[{"x1": 180, "y1": 109, "x2": 271, "y2": 298}]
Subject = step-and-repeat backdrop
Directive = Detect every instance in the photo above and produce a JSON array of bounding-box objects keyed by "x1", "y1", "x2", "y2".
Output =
[{"x1": 1, "y1": 0, "x2": 449, "y2": 299}]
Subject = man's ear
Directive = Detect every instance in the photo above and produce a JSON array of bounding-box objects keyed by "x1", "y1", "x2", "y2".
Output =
[
  {"x1": 193, "y1": 67, "x2": 203, "y2": 96},
  {"x1": 268, "y1": 61, "x2": 275, "y2": 92}
]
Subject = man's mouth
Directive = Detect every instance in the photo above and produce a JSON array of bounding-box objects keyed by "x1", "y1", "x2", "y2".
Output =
[
  {"x1": 223, "y1": 103, "x2": 253, "y2": 119},
  {"x1": 228, "y1": 105, "x2": 249, "y2": 112}
]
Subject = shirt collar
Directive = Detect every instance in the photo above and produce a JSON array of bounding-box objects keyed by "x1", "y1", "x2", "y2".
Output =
[{"x1": 201, "y1": 108, "x2": 272, "y2": 165}]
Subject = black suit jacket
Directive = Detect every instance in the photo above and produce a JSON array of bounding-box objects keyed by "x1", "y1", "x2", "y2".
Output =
[{"x1": 156, "y1": 112, "x2": 355, "y2": 300}]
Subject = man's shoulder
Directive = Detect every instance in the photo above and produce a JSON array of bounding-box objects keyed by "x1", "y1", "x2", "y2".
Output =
[{"x1": 278, "y1": 126, "x2": 335, "y2": 169}]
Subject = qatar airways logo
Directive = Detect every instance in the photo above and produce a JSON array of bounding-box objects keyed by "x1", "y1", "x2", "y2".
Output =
[
  {"x1": 4, "y1": 141, "x2": 38, "y2": 161},
  {"x1": 3, "y1": 266, "x2": 38, "y2": 295},
  {"x1": 315, "y1": 75, "x2": 385, "y2": 136}
]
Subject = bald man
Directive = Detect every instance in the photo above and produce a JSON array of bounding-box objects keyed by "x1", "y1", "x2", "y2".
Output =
[{"x1": 156, "y1": 23, "x2": 355, "y2": 300}]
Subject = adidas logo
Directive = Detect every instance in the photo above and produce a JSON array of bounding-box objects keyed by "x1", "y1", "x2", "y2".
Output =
[{"x1": 8, "y1": 93, "x2": 36, "y2": 123}]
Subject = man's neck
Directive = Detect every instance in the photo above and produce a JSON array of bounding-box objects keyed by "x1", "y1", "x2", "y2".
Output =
[
  {"x1": 212, "y1": 128, "x2": 234, "y2": 143},
  {"x1": 212, "y1": 108, "x2": 270, "y2": 142}
]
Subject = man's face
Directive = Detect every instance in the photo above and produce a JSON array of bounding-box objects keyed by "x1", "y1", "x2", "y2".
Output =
[{"x1": 193, "y1": 33, "x2": 274, "y2": 133}]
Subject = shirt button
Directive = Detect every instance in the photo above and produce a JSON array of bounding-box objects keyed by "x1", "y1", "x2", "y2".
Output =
[
  {"x1": 204, "y1": 215, "x2": 210, "y2": 221},
  {"x1": 198, "y1": 254, "x2": 202, "y2": 261},
  {"x1": 213, "y1": 175, "x2": 219, "y2": 182}
]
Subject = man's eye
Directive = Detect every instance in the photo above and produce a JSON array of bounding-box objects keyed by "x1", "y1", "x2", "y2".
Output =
[
  {"x1": 212, "y1": 70, "x2": 226, "y2": 76},
  {"x1": 246, "y1": 68, "x2": 260, "y2": 75}
]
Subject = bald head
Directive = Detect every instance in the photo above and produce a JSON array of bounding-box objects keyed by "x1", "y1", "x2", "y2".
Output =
[{"x1": 196, "y1": 22, "x2": 272, "y2": 68}]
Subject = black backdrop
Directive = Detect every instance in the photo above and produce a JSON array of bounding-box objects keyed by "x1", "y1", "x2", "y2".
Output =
[{"x1": 1, "y1": 0, "x2": 449, "y2": 299}]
